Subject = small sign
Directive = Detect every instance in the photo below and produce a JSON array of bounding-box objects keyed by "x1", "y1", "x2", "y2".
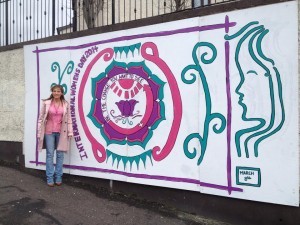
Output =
[{"x1": 236, "y1": 167, "x2": 261, "y2": 187}]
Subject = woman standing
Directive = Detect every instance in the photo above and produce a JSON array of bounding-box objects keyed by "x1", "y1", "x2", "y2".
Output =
[{"x1": 37, "y1": 85, "x2": 73, "y2": 187}]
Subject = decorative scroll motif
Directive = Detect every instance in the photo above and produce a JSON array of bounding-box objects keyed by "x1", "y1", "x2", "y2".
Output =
[
  {"x1": 182, "y1": 42, "x2": 226, "y2": 165},
  {"x1": 51, "y1": 61, "x2": 74, "y2": 94}
]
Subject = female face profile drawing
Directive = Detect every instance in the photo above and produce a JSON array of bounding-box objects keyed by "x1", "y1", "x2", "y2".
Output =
[
  {"x1": 236, "y1": 45, "x2": 271, "y2": 119},
  {"x1": 225, "y1": 22, "x2": 285, "y2": 158}
]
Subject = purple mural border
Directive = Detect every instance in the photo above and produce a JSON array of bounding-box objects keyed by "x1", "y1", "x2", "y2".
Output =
[
  {"x1": 224, "y1": 16, "x2": 233, "y2": 194},
  {"x1": 35, "y1": 46, "x2": 41, "y2": 166},
  {"x1": 30, "y1": 161, "x2": 242, "y2": 192},
  {"x1": 31, "y1": 16, "x2": 242, "y2": 193}
]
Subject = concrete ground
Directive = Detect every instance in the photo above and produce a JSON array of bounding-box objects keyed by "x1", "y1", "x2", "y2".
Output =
[{"x1": 0, "y1": 163, "x2": 231, "y2": 225}]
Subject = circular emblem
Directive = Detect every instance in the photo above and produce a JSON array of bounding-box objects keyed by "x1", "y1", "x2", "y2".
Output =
[
  {"x1": 89, "y1": 61, "x2": 165, "y2": 147},
  {"x1": 78, "y1": 43, "x2": 182, "y2": 167}
]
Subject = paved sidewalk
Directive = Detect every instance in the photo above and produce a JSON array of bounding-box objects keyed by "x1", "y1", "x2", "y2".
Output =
[{"x1": 0, "y1": 165, "x2": 231, "y2": 225}]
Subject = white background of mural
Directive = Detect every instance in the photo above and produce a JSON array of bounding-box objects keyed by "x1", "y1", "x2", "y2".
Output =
[{"x1": 24, "y1": 1, "x2": 298, "y2": 206}]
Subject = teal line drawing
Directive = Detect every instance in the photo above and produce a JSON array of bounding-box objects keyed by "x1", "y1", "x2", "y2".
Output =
[
  {"x1": 51, "y1": 60, "x2": 74, "y2": 94},
  {"x1": 106, "y1": 149, "x2": 153, "y2": 170},
  {"x1": 114, "y1": 43, "x2": 141, "y2": 58},
  {"x1": 225, "y1": 22, "x2": 285, "y2": 158},
  {"x1": 236, "y1": 166, "x2": 261, "y2": 187},
  {"x1": 182, "y1": 42, "x2": 226, "y2": 165}
]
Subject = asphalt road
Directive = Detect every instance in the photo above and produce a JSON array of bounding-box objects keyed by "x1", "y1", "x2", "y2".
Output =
[{"x1": 0, "y1": 165, "x2": 230, "y2": 225}]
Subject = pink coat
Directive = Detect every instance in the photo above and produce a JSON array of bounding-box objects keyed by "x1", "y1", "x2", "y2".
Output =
[{"x1": 37, "y1": 99, "x2": 73, "y2": 152}]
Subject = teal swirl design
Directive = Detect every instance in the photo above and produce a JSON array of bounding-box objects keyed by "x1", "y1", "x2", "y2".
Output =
[
  {"x1": 225, "y1": 22, "x2": 285, "y2": 158},
  {"x1": 51, "y1": 61, "x2": 74, "y2": 94},
  {"x1": 182, "y1": 42, "x2": 226, "y2": 165}
]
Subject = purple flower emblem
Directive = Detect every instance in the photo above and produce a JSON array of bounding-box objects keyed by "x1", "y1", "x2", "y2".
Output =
[
  {"x1": 115, "y1": 100, "x2": 138, "y2": 117},
  {"x1": 89, "y1": 63, "x2": 165, "y2": 145}
]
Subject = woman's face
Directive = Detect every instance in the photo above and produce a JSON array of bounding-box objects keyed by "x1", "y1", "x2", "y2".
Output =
[
  {"x1": 52, "y1": 87, "x2": 63, "y2": 99},
  {"x1": 235, "y1": 46, "x2": 271, "y2": 119}
]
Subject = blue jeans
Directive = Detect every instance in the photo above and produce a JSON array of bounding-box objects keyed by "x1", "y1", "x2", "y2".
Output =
[{"x1": 45, "y1": 132, "x2": 64, "y2": 184}]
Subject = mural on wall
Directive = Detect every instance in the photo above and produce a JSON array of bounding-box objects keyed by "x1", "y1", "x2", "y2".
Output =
[{"x1": 24, "y1": 2, "x2": 298, "y2": 206}]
